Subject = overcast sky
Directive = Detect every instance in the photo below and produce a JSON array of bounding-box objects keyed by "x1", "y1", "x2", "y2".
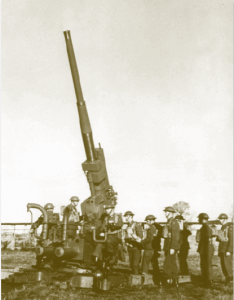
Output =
[{"x1": 1, "y1": 0, "x2": 233, "y2": 223}]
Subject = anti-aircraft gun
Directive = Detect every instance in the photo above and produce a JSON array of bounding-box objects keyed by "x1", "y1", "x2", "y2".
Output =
[{"x1": 15, "y1": 32, "x2": 122, "y2": 290}]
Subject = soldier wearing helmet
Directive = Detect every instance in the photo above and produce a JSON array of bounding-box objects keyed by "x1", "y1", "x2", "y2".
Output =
[
  {"x1": 217, "y1": 213, "x2": 233, "y2": 284},
  {"x1": 175, "y1": 215, "x2": 191, "y2": 275},
  {"x1": 68, "y1": 196, "x2": 80, "y2": 222},
  {"x1": 162, "y1": 206, "x2": 180, "y2": 286},
  {"x1": 197, "y1": 212, "x2": 214, "y2": 288},
  {"x1": 141, "y1": 215, "x2": 158, "y2": 278},
  {"x1": 123, "y1": 211, "x2": 143, "y2": 275},
  {"x1": 92, "y1": 204, "x2": 123, "y2": 266},
  {"x1": 30, "y1": 203, "x2": 55, "y2": 232}
]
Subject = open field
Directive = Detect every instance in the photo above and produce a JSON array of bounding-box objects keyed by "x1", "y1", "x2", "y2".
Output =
[{"x1": 1, "y1": 250, "x2": 233, "y2": 300}]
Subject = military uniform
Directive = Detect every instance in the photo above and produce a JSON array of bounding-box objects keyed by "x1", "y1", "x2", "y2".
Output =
[
  {"x1": 92, "y1": 213, "x2": 122, "y2": 264},
  {"x1": 152, "y1": 223, "x2": 163, "y2": 284},
  {"x1": 218, "y1": 222, "x2": 233, "y2": 281},
  {"x1": 178, "y1": 224, "x2": 191, "y2": 275},
  {"x1": 141, "y1": 224, "x2": 157, "y2": 273},
  {"x1": 163, "y1": 217, "x2": 180, "y2": 280},
  {"x1": 125, "y1": 221, "x2": 143, "y2": 275},
  {"x1": 67, "y1": 204, "x2": 80, "y2": 222},
  {"x1": 197, "y1": 222, "x2": 214, "y2": 285}
]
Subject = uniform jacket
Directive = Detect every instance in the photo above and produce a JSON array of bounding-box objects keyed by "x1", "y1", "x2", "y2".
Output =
[
  {"x1": 179, "y1": 225, "x2": 192, "y2": 250},
  {"x1": 125, "y1": 221, "x2": 143, "y2": 249},
  {"x1": 218, "y1": 222, "x2": 233, "y2": 254},
  {"x1": 141, "y1": 224, "x2": 157, "y2": 250},
  {"x1": 163, "y1": 217, "x2": 180, "y2": 251},
  {"x1": 67, "y1": 204, "x2": 80, "y2": 222},
  {"x1": 197, "y1": 222, "x2": 214, "y2": 254}
]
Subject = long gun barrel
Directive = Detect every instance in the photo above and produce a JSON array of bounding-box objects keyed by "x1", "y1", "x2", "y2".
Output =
[
  {"x1": 63, "y1": 30, "x2": 96, "y2": 162},
  {"x1": 63, "y1": 31, "x2": 117, "y2": 219}
]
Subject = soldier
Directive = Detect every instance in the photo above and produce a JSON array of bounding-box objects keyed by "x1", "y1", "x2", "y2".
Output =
[
  {"x1": 92, "y1": 207, "x2": 122, "y2": 265},
  {"x1": 197, "y1": 213, "x2": 214, "y2": 288},
  {"x1": 67, "y1": 196, "x2": 80, "y2": 222},
  {"x1": 217, "y1": 213, "x2": 233, "y2": 284},
  {"x1": 123, "y1": 211, "x2": 143, "y2": 275},
  {"x1": 162, "y1": 206, "x2": 180, "y2": 286},
  {"x1": 30, "y1": 203, "x2": 55, "y2": 232},
  {"x1": 175, "y1": 215, "x2": 191, "y2": 275},
  {"x1": 152, "y1": 219, "x2": 163, "y2": 285},
  {"x1": 141, "y1": 215, "x2": 157, "y2": 275}
]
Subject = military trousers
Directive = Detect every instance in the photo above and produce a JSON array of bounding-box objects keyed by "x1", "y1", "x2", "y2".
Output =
[
  {"x1": 129, "y1": 247, "x2": 141, "y2": 275},
  {"x1": 163, "y1": 250, "x2": 178, "y2": 279},
  {"x1": 178, "y1": 248, "x2": 189, "y2": 275},
  {"x1": 142, "y1": 250, "x2": 154, "y2": 273},
  {"x1": 220, "y1": 252, "x2": 233, "y2": 279},
  {"x1": 152, "y1": 251, "x2": 161, "y2": 284},
  {"x1": 200, "y1": 252, "x2": 213, "y2": 282}
]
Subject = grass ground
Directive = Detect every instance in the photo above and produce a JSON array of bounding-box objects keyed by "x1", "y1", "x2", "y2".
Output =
[{"x1": 1, "y1": 250, "x2": 233, "y2": 300}]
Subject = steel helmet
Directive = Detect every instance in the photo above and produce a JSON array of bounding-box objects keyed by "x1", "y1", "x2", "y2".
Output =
[
  {"x1": 124, "y1": 211, "x2": 134, "y2": 217},
  {"x1": 44, "y1": 203, "x2": 54, "y2": 210},
  {"x1": 145, "y1": 215, "x2": 156, "y2": 221},
  {"x1": 163, "y1": 206, "x2": 176, "y2": 213},
  {"x1": 70, "y1": 196, "x2": 80, "y2": 202},
  {"x1": 197, "y1": 213, "x2": 209, "y2": 220},
  {"x1": 175, "y1": 215, "x2": 185, "y2": 221},
  {"x1": 218, "y1": 213, "x2": 228, "y2": 220}
]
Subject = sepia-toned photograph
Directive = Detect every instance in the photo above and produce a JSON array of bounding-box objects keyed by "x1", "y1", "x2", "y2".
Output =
[{"x1": 1, "y1": 1, "x2": 233, "y2": 299}]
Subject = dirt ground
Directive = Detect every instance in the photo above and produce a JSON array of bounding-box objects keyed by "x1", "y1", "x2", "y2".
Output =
[{"x1": 1, "y1": 250, "x2": 233, "y2": 300}]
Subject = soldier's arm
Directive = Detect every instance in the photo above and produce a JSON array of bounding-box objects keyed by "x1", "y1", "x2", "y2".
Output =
[
  {"x1": 227, "y1": 225, "x2": 233, "y2": 253},
  {"x1": 204, "y1": 223, "x2": 212, "y2": 242},
  {"x1": 170, "y1": 220, "x2": 180, "y2": 250},
  {"x1": 31, "y1": 216, "x2": 44, "y2": 230}
]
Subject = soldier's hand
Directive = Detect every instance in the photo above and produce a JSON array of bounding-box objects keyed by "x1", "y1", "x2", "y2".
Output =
[
  {"x1": 170, "y1": 249, "x2": 175, "y2": 255},
  {"x1": 99, "y1": 233, "x2": 105, "y2": 237},
  {"x1": 226, "y1": 252, "x2": 231, "y2": 256},
  {"x1": 136, "y1": 237, "x2": 141, "y2": 243}
]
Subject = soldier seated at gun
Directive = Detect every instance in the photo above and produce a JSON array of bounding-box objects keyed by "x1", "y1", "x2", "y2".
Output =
[
  {"x1": 67, "y1": 196, "x2": 80, "y2": 222},
  {"x1": 30, "y1": 203, "x2": 61, "y2": 240},
  {"x1": 92, "y1": 205, "x2": 123, "y2": 266}
]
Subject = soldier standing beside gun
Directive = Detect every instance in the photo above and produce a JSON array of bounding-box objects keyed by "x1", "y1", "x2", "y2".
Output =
[
  {"x1": 123, "y1": 211, "x2": 143, "y2": 275},
  {"x1": 217, "y1": 213, "x2": 233, "y2": 284},
  {"x1": 162, "y1": 206, "x2": 180, "y2": 286},
  {"x1": 197, "y1": 213, "x2": 214, "y2": 288},
  {"x1": 141, "y1": 215, "x2": 157, "y2": 275},
  {"x1": 175, "y1": 215, "x2": 191, "y2": 275}
]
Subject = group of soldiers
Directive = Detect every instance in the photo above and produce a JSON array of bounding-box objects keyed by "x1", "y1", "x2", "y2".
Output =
[
  {"x1": 31, "y1": 197, "x2": 233, "y2": 288},
  {"x1": 91, "y1": 203, "x2": 233, "y2": 288}
]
